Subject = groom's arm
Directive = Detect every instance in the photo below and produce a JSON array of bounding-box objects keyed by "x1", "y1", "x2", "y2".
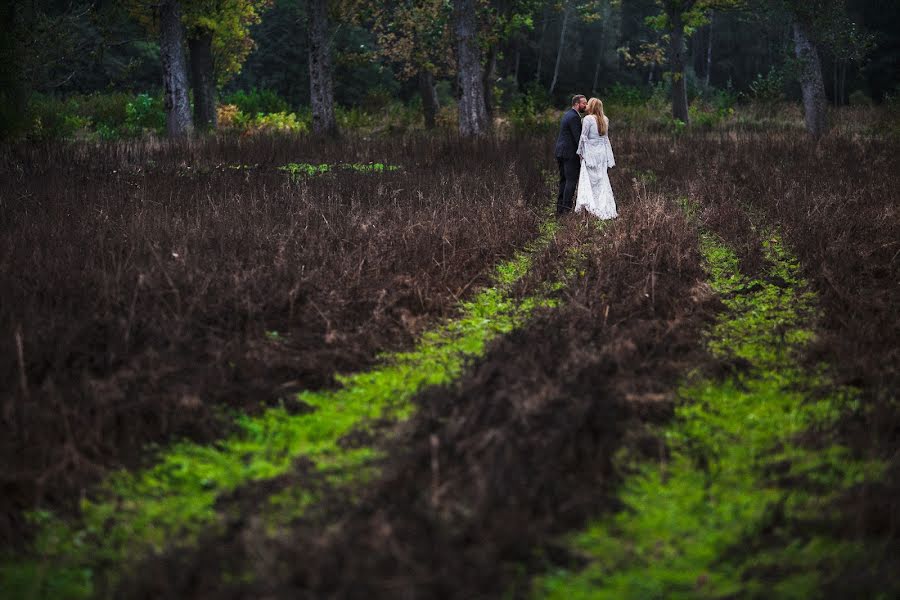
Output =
[{"x1": 567, "y1": 115, "x2": 582, "y2": 155}]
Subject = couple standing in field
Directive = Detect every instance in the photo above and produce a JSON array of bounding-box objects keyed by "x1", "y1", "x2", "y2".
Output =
[{"x1": 554, "y1": 94, "x2": 618, "y2": 219}]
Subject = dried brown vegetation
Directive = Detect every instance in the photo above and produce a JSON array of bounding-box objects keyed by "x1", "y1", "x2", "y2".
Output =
[
  {"x1": 3, "y1": 125, "x2": 898, "y2": 597},
  {"x1": 620, "y1": 128, "x2": 899, "y2": 446},
  {"x1": 655, "y1": 130, "x2": 900, "y2": 594},
  {"x1": 625, "y1": 130, "x2": 900, "y2": 403},
  {"x1": 124, "y1": 128, "x2": 899, "y2": 598},
  {"x1": 119, "y1": 172, "x2": 718, "y2": 598},
  {"x1": 0, "y1": 134, "x2": 548, "y2": 544}
]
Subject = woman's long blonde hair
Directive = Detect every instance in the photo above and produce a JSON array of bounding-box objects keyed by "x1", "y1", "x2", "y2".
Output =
[{"x1": 586, "y1": 97, "x2": 608, "y2": 135}]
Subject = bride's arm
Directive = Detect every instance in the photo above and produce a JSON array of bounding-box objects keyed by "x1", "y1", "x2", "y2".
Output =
[
  {"x1": 577, "y1": 115, "x2": 592, "y2": 159},
  {"x1": 605, "y1": 117, "x2": 616, "y2": 168}
]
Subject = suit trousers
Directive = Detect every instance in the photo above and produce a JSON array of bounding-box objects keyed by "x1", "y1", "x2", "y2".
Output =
[{"x1": 557, "y1": 156, "x2": 580, "y2": 214}]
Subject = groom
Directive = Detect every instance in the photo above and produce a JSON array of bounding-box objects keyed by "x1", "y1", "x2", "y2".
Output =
[{"x1": 554, "y1": 94, "x2": 587, "y2": 215}]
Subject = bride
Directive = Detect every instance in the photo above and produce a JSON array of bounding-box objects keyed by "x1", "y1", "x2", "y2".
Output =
[{"x1": 575, "y1": 97, "x2": 617, "y2": 219}]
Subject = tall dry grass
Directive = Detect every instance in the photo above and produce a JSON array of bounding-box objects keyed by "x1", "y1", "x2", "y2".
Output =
[
  {"x1": 119, "y1": 125, "x2": 900, "y2": 598},
  {"x1": 0, "y1": 133, "x2": 550, "y2": 544}
]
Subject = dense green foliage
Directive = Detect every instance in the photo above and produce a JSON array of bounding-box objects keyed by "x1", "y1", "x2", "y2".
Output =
[{"x1": 2, "y1": 0, "x2": 897, "y2": 139}]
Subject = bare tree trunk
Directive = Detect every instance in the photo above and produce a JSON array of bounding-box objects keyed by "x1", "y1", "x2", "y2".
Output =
[
  {"x1": 308, "y1": 0, "x2": 336, "y2": 135},
  {"x1": 418, "y1": 70, "x2": 439, "y2": 129},
  {"x1": 453, "y1": 0, "x2": 489, "y2": 136},
  {"x1": 0, "y1": 3, "x2": 28, "y2": 137},
  {"x1": 159, "y1": 0, "x2": 193, "y2": 137},
  {"x1": 549, "y1": 2, "x2": 571, "y2": 95},
  {"x1": 535, "y1": 7, "x2": 549, "y2": 83},
  {"x1": 838, "y1": 60, "x2": 849, "y2": 105},
  {"x1": 188, "y1": 29, "x2": 216, "y2": 131},
  {"x1": 705, "y1": 11, "x2": 714, "y2": 87},
  {"x1": 483, "y1": 45, "x2": 497, "y2": 118},
  {"x1": 592, "y1": 7, "x2": 607, "y2": 94},
  {"x1": 833, "y1": 58, "x2": 839, "y2": 106},
  {"x1": 667, "y1": 7, "x2": 689, "y2": 124},
  {"x1": 793, "y1": 19, "x2": 827, "y2": 139},
  {"x1": 513, "y1": 44, "x2": 521, "y2": 87}
]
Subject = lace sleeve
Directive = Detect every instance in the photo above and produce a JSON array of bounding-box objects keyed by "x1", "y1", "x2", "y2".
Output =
[
  {"x1": 577, "y1": 116, "x2": 594, "y2": 157},
  {"x1": 606, "y1": 118, "x2": 616, "y2": 168},
  {"x1": 577, "y1": 116, "x2": 589, "y2": 157}
]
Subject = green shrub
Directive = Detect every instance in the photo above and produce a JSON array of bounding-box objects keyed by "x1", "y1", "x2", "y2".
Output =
[
  {"x1": 434, "y1": 80, "x2": 455, "y2": 108},
  {"x1": 337, "y1": 106, "x2": 371, "y2": 130},
  {"x1": 848, "y1": 90, "x2": 873, "y2": 107},
  {"x1": 124, "y1": 93, "x2": 165, "y2": 135},
  {"x1": 648, "y1": 81, "x2": 671, "y2": 111},
  {"x1": 749, "y1": 67, "x2": 785, "y2": 103},
  {"x1": 249, "y1": 111, "x2": 307, "y2": 134},
  {"x1": 69, "y1": 92, "x2": 132, "y2": 131},
  {"x1": 95, "y1": 123, "x2": 119, "y2": 140},
  {"x1": 25, "y1": 92, "x2": 164, "y2": 140},
  {"x1": 708, "y1": 85, "x2": 739, "y2": 112},
  {"x1": 604, "y1": 83, "x2": 650, "y2": 106},
  {"x1": 508, "y1": 83, "x2": 556, "y2": 134},
  {"x1": 221, "y1": 89, "x2": 290, "y2": 117},
  {"x1": 494, "y1": 75, "x2": 520, "y2": 108},
  {"x1": 25, "y1": 95, "x2": 75, "y2": 140},
  {"x1": 688, "y1": 101, "x2": 734, "y2": 129},
  {"x1": 360, "y1": 87, "x2": 394, "y2": 111}
]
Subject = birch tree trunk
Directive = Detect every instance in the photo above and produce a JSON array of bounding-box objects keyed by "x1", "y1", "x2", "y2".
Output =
[
  {"x1": 159, "y1": 0, "x2": 193, "y2": 137},
  {"x1": 793, "y1": 19, "x2": 827, "y2": 139},
  {"x1": 667, "y1": 6, "x2": 689, "y2": 124},
  {"x1": 453, "y1": 0, "x2": 489, "y2": 136},
  {"x1": 308, "y1": 0, "x2": 336, "y2": 135},
  {"x1": 549, "y1": 2, "x2": 571, "y2": 95},
  {"x1": 188, "y1": 29, "x2": 216, "y2": 131},
  {"x1": 418, "y1": 70, "x2": 439, "y2": 129}
]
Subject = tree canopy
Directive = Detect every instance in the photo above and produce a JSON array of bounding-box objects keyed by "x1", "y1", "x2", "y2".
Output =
[{"x1": 2, "y1": 0, "x2": 898, "y2": 138}]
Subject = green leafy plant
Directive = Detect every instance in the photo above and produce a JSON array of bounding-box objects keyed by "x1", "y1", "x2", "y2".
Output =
[
  {"x1": 604, "y1": 83, "x2": 650, "y2": 107},
  {"x1": 749, "y1": 67, "x2": 786, "y2": 103},
  {"x1": 249, "y1": 111, "x2": 307, "y2": 134},
  {"x1": 124, "y1": 93, "x2": 165, "y2": 135},
  {"x1": 278, "y1": 162, "x2": 332, "y2": 177},
  {"x1": 221, "y1": 88, "x2": 290, "y2": 116}
]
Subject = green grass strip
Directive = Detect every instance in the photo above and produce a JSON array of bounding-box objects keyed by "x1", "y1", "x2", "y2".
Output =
[
  {"x1": 2, "y1": 219, "x2": 559, "y2": 600},
  {"x1": 537, "y1": 232, "x2": 883, "y2": 600},
  {"x1": 278, "y1": 162, "x2": 401, "y2": 178}
]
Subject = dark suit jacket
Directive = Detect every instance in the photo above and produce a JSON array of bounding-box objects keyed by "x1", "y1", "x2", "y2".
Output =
[{"x1": 554, "y1": 108, "x2": 582, "y2": 160}]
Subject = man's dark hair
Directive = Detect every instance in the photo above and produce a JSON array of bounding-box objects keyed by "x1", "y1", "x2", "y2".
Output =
[{"x1": 571, "y1": 94, "x2": 586, "y2": 106}]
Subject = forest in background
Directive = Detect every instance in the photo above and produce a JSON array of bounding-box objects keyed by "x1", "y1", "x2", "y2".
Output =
[{"x1": 1, "y1": 0, "x2": 898, "y2": 141}]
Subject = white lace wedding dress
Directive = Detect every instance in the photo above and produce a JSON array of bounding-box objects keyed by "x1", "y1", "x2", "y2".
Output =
[{"x1": 575, "y1": 115, "x2": 617, "y2": 219}]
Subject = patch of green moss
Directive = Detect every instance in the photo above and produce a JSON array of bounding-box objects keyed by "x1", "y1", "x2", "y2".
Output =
[
  {"x1": 536, "y1": 232, "x2": 883, "y2": 599},
  {"x1": 343, "y1": 162, "x2": 400, "y2": 173},
  {"x1": 1, "y1": 219, "x2": 559, "y2": 600},
  {"x1": 278, "y1": 162, "x2": 331, "y2": 177},
  {"x1": 278, "y1": 162, "x2": 400, "y2": 179}
]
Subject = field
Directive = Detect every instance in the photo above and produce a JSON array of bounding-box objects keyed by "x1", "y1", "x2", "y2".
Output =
[{"x1": 1, "y1": 119, "x2": 898, "y2": 598}]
